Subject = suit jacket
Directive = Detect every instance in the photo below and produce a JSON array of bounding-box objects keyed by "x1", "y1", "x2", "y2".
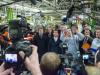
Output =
[
  {"x1": 33, "y1": 33, "x2": 48, "y2": 57},
  {"x1": 48, "y1": 37, "x2": 62, "y2": 54},
  {"x1": 45, "y1": 32, "x2": 53, "y2": 50}
]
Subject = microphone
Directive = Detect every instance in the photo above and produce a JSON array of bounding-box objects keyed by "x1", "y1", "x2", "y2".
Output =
[
  {"x1": 67, "y1": 5, "x2": 75, "y2": 18},
  {"x1": 17, "y1": 15, "x2": 22, "y2": 18},
  {"x1": 30, "y1": 0, "x2": 37, "y2": 5}
]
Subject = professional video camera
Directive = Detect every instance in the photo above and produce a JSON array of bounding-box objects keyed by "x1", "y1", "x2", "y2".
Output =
[
  {"x1": 59, "y1": 42, "x2": 85, "y2": 75},
  {"x1": 59, "y1": 53, "x2": 85, "y2": 75},
  {"x1": 60, "y1": 42, "x2": 68, "y2": 54},
  {"x1": 82, "y1": 50, "x2": 95, "y2": 66},
  {"x1": 59, "y1": 42, "x2": 73, "y2": 75},
  {"x1": 0, "y1": 15, "x2": 32, "y2": 75},
  {"x1": 9, "y1": 15, "x2": 29, "y2": 41}
]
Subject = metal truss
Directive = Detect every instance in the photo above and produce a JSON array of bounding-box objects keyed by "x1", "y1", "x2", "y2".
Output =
[{"x1": 0, "y1": 0, "x2": 100, "y2": 15}]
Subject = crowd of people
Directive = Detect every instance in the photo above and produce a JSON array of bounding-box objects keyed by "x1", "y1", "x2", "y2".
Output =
[{"x1": 0, "y1": 21, "x2": 100, "y2": 75}]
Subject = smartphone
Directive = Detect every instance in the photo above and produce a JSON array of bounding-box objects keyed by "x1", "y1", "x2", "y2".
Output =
[
  {"x1": 83, "y1": 54, "x2": 89, "y2": 60},
  {"x1": 5, "y1": 54, "x2": 17, "y2": 63}
]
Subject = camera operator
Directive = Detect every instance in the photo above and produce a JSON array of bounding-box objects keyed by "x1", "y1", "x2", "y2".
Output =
[
  {"x1": 0, "y1": 45, "x2": 42, "y2": 75},
  {"x1": 0, "y1": 25, "x2": 12, "y2": 50}
]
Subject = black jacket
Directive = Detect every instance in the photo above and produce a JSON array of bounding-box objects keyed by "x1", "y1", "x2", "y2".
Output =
[
  {"x1": 45, "y1": 32, "x2": 53, "y2": 50},
  {"x1": 48, "y1": 37, "x2": 62, "y2": 54},
  {"x1": 33, "y1": 33, "x2": 48, "y2": 57}
]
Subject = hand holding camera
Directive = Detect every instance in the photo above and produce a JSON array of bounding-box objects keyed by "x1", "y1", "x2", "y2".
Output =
[
  {"x1": 0, "y1": 63, "x2": 15, "y2": 75},
  {"x1": 0, "y1": 45, "x2": 42, "y2": 75},
  {"x1": 19, "y1": 45, "x2": 42, "y2": 75}
]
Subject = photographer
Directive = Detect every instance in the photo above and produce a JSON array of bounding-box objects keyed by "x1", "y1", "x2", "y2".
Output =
[
  {"x1": 0, "y1": 25, "x2": 12, "y2": 50},
  {"x1": 0, "y1": 45, "x2": 42, "y2": 75}
]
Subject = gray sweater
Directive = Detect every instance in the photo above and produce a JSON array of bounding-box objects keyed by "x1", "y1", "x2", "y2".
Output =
[{"x1": 61, "y1": 32, "x2": 84, "y2": 59}]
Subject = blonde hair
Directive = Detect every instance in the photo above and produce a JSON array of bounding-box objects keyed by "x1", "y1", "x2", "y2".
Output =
[{"x1": 40, "y1": 52, "x2": 61, "y2": 71}]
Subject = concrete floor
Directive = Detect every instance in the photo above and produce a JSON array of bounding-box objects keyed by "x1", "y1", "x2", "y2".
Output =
[{"x1": 86, "y1": 66, "x2": 100, "y2": 75}]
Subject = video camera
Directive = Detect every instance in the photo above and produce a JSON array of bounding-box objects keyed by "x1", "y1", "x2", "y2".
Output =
[
  {"x1": 0, "y1": 16, "x2": 32, "y2": 75},
  {"x1": 60, "y1": 42, "x2": 68, "y2": 54},
  {"x1": 9, "y1": 15, "x2": 29, "y2": 41},
  {"x1": 82, "y1": 50, "x2": 95, "y2": 66},
  {"x1": 59, "y1": 42, "x2": 74, "y2": 74},
  {"x1": 59, "y1": 42, "x2": 85, "y2": 75}
]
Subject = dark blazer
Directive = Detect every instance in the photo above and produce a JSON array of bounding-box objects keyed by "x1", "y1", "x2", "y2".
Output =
[
  {"x1": 45, "y1": 32, "x2": 53, "y2": 50},
  {"x1": 48, "y1": 37, "x2": 62, "y2": 54},
  {"x1": 33, "y1": 33, "x2": 48, "y2": 58}
]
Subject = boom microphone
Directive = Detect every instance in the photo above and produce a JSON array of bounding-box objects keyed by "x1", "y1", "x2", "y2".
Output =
[{"x1": 30, "y1": 0, "x2": 37, "y2": 5}]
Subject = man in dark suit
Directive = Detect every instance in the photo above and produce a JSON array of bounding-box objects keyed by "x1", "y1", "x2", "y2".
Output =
[
  {"x1": 48, "y1": 30, "x2": 62, "y2": 54},
  {"x1": 33, "y1": 27, "x2": 48, "y2": 60}
]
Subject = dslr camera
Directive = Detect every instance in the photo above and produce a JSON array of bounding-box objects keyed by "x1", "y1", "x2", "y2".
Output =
[
  {"x1": 60, "y1": 42, "x2": 68, "y2": 54},
  {"x1": 82, "y1": 51, "x2": 94, "y2": 66}
]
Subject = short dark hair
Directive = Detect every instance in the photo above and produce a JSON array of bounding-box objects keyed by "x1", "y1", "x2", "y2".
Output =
[
  {"x1": 71, "y1": 24, "x2": 78, "y2": 29},
  {"x1": 95, "y1": 26, "x2": 100, "y2": 30},
  {"x1": 53, "y1": 30, "x2": 59, "y2": 33},
  {"x1": 0, "y1": 25, "x2": 8, "y2": 32},
  {"x1": 82, "y1": 21, "x2": 87, "y2": 26}
]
